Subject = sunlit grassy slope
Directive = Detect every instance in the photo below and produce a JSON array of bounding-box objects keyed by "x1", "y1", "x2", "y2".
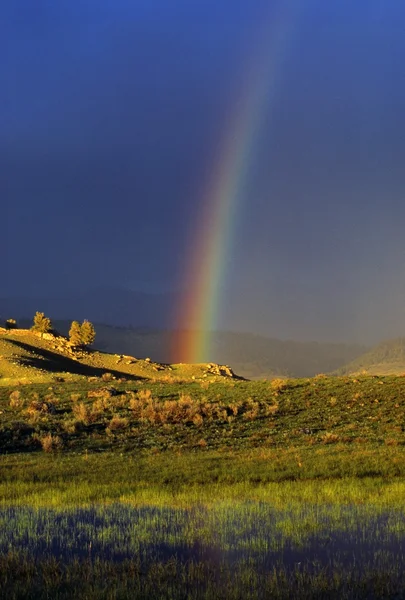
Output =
[
  {"x1": 0, "y1": 328, "x2": 237, "y2": 386},
  {"x1": 3, "y1": 327, "x2": 405, "y2": 487}
]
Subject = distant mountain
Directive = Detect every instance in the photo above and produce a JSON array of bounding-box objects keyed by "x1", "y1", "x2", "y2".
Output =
[
  {"x1": 206, "y1": 331, "x2": 366, "y2": 379},
  {"x1": 336, "y1": 338, "x2": 405, "y2": 376},
  {"x1": 13, "y1": 321, "x2": 366, "y2": 379}
]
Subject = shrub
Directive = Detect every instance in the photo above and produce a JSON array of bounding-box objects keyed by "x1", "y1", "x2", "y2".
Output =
[
  {"x1": 87, "y1": 387, "x2": 117, "y2": 400},
  {"x1": 192, "y1": 413, "x2": 203, "y2": 427},
  {"x1": 92, "y1": 398, "x2": 110, "y2": 413},
  {"x1": 40, "y1": 434, "x2": 63, "y2": 453},
  {"x1": 31, "y1": 312, "x2": 52, "y2": 334},
  {"x1": 106, "y1": 415, "x2": 129, "y2": 432},
  {"x1": 72, "y1": 402, "x2": 91, "y2": 424},
  {"x1": 5, "y1": 318, "x2": 17, "y2": 330},
  {"x1": 26, "y1": 400, "x2": 55, "y2": 417},
  {"x1": 242, "y1": 398, "x2": 259, "y2": 420},
  {"x1": 137, "y1": 388, "x2": 152, "y2": 401},
  {"x1": 9, "y1": 390, "x2": 23, "y2": 408},
  {"x1": 101, "y1": 372, "x2": 114, "y2": 382},
  {"x1": 270, "y1": 378, "x2": 287, "y2": 392},
  {"x1": 61, "y1": 419, "x2": 78, "y2": 434},
  {"x1": 265, "y1": 403, "x2": 279, "y2": 416}
]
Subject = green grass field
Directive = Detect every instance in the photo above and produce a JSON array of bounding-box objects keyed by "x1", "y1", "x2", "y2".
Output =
[
  {"x1": 4, "y1": 328, "x2": 405, "y2": 598},
  {"x1": 2, "y1": 367, "x2": 405, "y2": 463}
]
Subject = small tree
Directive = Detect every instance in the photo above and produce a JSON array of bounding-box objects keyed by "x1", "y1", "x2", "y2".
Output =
[
  {"x1": 69, "y1": 320, "x2": 96, "y2": 347},
  {"x1": 69, "y1": 321, "x2": 82, "y2": 346},
  {"x1": 81, "y1": 320, "x2": 96, "y2": 346},
  {"x1": 31, "y1": 312, "x2": 52, "y2": 334}
]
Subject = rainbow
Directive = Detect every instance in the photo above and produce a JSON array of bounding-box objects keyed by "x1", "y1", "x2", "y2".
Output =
[{"x1": 173, "y1": 3, "x2": 299, "y2": 363}]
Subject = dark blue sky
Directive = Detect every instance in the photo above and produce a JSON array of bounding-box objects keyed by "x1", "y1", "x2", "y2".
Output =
[{"x1": 3, "y1": 0, "x2": 405, "y2": 343}]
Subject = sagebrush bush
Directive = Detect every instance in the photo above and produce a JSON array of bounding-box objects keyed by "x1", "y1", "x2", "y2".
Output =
[
  {"x1": 192, "y1": 414, "x2": 203, "y2": 427},
  {"x1": 106, "y1": 416, "x2": 129, "y2": 433},
  {"x1": 72, "y1": 402, "x2": 91, "y2": 424},
  {"x1": 242, "y1": 398, "x2": 259, "y2": 420},
  {"x1": 270, "y1": 378, "x2": 287, "y2": 392},
  {"x1": 88, "y1": 387, "x2": 117, "y2": 400},
  {"x1": 39, "y1": 434, "x2": 63, "y2": 453},
  {"x1": 137, "y1": 389, "x2": 152, "y2": 401},
  {"x1": 101, "y1": 373, "x2": 114, "y2": 382},
  {"x1": 265, "y1": 403, "x2": 279, "y2": 416},
  {"x1": 9, "y1": 390, "x2": 24, "y2": 409},
  {"x1": 26, "y1": 401, "x2": 55, "y2": 419},
  {"x1": 92, "y1": 398, "x2": 110, "y2": 413},
  {"x1": 61, "y1": 419, "x2": 78, "y2": 434}
]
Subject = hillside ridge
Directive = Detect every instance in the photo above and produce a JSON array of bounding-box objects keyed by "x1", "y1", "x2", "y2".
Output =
[
  {"x1": 13, "y1": 320, "x2": 366, "y2": 379},
  {"x1": 0, "y1": 328, "x2": 238, "y2": 385},
  {"x1": 336, "y1": 337, "x2": 405, "y2": 376}
]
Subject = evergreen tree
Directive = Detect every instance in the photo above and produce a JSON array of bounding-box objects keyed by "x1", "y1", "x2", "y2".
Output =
[
  {"x1": 31, "y1": 312, "x2": 52, "y2": 334},
  {"x1": 69, "y1": 321, "x2": 82, "y2": 346},
  {"x1": 69, "y1": 320, "x2": 96, "y2": 347},
  {"x1": 81, "y1": 320, "x2": 96, "y2": 346}
]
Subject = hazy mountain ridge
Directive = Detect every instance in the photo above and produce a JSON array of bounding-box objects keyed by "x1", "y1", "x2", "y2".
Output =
[
  {"x1": 336, "y1": 338, "x2": 405, "y2": 376},
  {"x1": 13, "y1": 320, "x2": 366, "y2": 379}
]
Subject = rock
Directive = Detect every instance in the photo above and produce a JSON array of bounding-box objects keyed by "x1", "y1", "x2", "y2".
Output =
[{"x1": 204, "y1": 363, "x2": 236, "y2": 378}]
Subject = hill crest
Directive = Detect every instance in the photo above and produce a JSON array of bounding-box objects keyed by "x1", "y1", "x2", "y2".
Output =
[{"x1": 0, "y1": 328, "x2": 238, "y2": 385}]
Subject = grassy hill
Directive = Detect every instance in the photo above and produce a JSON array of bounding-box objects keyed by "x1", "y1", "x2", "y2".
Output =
[
  {"x1": 16, "y1": 320, "x2": 366, "y2": 379},
  {"x1": 336, "y1": 338, "x2": 405, "y2": 375},
  {"x1": 0, "y1": 328, "x2": 237, "y2": 386},
  {"x1": 4, "y1": 325, "x2": 405, "y2": 482},
  {"x1": 1, "y1": 367, "x2": 405, "y2": 479}
]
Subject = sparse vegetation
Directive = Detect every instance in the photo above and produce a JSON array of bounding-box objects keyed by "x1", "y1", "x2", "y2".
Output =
[{"x1": 2, "y1": 322, "x2": 405, "y2": 599}]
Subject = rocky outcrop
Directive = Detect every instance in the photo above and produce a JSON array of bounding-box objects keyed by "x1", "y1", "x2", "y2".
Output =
[{"x1": 204, "y1": 363, "x2": 236, "y2": 378}]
